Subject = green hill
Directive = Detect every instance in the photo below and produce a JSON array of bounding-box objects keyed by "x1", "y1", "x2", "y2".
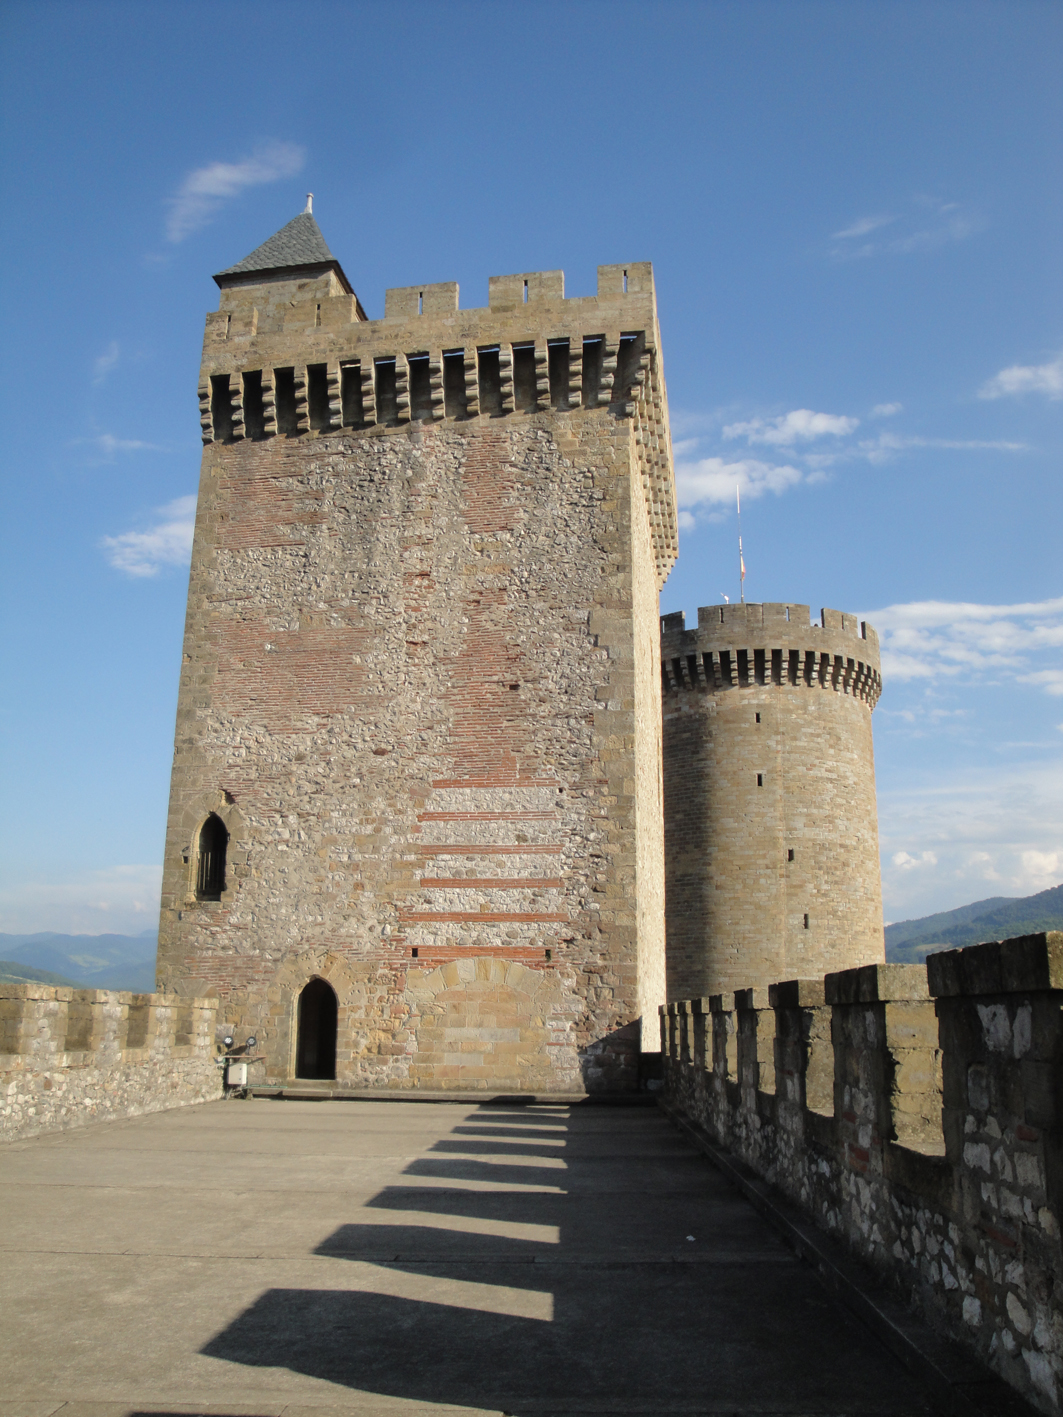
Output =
[
  {"x1": 0, "y1": 960, "x2": 80, "y2": 987},
  {"x1": 885, "y1": 883, "x2": 1063, "y2": 964},
  {"x1": 0, "y1": 931, "x2": 157, "y2": 992}
]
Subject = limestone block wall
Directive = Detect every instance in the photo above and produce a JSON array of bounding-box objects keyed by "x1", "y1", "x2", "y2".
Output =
[
  {"x1": 661, "y1": 602, "x2": 884, "y2": 1001},
  {"x1": 157, "y1": 256, "x2": 676, "y2": 1094},
  {"x1": 0, "y1": 985, "x2": 220, "y2": 1141},
  {"x1": 661, "y1": 932, "x2": 1063, "y2": 1415}
]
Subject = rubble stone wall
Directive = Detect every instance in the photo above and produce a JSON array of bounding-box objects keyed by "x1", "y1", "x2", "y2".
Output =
[
  {"x1": 157, "y1": 259, "x2": 676, "y2": 1093},
  {"x1": 661, "y1": 932, "x2": 1063, "y2": 1415},
  {"x1": 0, "y1": 984, "x2": 220, "y2": 1141}
]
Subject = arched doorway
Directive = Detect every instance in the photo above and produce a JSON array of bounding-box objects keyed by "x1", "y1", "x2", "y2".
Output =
[{"x1": 295, "y1": 977, "x2": 337, "y2": 1079}]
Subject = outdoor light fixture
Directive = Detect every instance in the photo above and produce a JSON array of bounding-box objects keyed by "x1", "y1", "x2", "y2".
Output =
[
  {"x1": 246, "y1": 1036, "x2": 257, "y2": 1049},
  {"x1": 223, "y1": 1035, "x2": 234, "y2": 1048}
]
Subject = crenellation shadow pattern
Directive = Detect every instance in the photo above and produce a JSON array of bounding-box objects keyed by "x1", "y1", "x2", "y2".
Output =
[{"x1": 200, "y1": 1102, "x2": 942, "y2": 1415}]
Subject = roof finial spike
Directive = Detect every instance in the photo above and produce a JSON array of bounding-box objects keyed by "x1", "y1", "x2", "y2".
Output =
[{"x1": 305, "y1": 193, "x2": 313, "y2": 215}]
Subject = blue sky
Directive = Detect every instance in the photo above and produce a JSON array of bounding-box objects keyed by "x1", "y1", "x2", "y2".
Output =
[{"x1": 0, "y1": 0, "x2": 1060, "y2": 935}]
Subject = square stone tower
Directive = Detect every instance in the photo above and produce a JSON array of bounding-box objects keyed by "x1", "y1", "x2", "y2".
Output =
[{"x1": 156, "y1": 205, "x2": 677, "y2": 1093}]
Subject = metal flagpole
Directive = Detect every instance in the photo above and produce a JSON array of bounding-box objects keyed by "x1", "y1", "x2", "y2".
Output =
[{"x1": 737, "y1": 484, "x2": 746, "y2": 604}]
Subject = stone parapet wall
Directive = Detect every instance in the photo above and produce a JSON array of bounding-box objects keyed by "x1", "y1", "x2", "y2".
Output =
[
  {"x1": 660, "y1": 931, "x2": 1063, "y2": 1415},
  {"x1": 0, "y1": 984, "x2": 220, "y2": 1141}
]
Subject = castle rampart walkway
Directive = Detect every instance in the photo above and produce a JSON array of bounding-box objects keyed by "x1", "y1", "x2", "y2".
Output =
[{"x1": 0, "y1": 1098, "x2": 996, "y2": 1416}]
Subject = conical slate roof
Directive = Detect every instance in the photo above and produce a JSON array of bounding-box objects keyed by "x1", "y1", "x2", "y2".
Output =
[{"x1": 213, "y1": 209, "x2": 352, "y2": 293}]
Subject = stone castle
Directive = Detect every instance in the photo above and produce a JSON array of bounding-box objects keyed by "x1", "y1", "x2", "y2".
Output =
[{"x1": 156, "y1": 204, "x2": 885, "y2": 1092}]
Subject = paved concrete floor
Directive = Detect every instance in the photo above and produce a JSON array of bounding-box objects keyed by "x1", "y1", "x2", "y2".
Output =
[{"x1": 0, "y1": 1098, "x2": 947, "y2": 1416}]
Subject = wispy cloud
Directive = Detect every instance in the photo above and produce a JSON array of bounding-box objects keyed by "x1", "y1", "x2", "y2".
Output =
[
  {"x1": 723, "y1": 408, "x2": 859, "y2": 446},
  {"x1": 1017, "y1": 669, "x2": 1063, "y2": 698},
  {"x1": 978, "y1": 352, "x2": 1063, "y2": 401},
  {"x1": 92, "y1": 341, "x2": 119, "y2": 385},
  {"x1": 829, "y1": 197, "x2": 982, "y2": 261},
  {"x1": 832, "y1": 214, "x2": 896, "y2": 241},
  {"x1": 0, "y1": 864, "x2": 162, "y2": 936},
  {"x1": 867, "y1": 597, "x2": 1063, "y2": 688},
  {"x1": 813, "y1": 430, "x2": 1030, "y2": 470},
  {"x1": 101, "y1": 494, "x2": 197, "y2": 577},
  {"x1": 166, "y1": 141, "x2": 306, "y2": 243},
  {"x1": 871, "y1": 402, "x2": 902, "y2": 418},
  {"x1": 73, "y1": 432, "x2": 166, "y2": 464}
]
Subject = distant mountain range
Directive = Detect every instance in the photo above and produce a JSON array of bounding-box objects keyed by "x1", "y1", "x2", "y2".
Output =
[
  {"x1": 885, "y1": 883, "x2": 1063, "y2": 964},
  {"x1": 2, "y1": 892, "x2": 1060, "y2": 994},
  {"x1": 0, "y1": 931, "x2": 158, "y2": 992}
]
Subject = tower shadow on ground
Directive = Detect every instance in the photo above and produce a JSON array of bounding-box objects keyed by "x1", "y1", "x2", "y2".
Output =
[{"x1": 198, "y1": 1103, "x2": 939, "y2": 1415}]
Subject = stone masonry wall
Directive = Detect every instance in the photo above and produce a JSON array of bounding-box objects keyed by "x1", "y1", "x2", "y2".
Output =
[
  {"x1": 157, "y1": 258, "x2": 675, "y2": 1094},
  {"x1": 631, "y1": 435, "x2": 667, "y2": 1033},
  {"x1": 0, "y1": 984, "x2": 220, "y2": 1142},
  {"x1": 661, "y1": 602, "x2": 884, "y2": 1001},
  {"x1": 661, "y1": 932, "x2": 1063, "y2": 1415}
]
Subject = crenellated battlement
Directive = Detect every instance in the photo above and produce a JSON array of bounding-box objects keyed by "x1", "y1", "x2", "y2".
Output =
[
  {"x1": 660, "y1": 933, "x2": 1063, "y2": 1416},
  {"x1": 661, "y1": 596, "x2": 885, "y2": 1003},
  {"x1": 200, "y1": 260, "x2": 676, "y2": 580},
  {"x1": 660, "y1": 602, "x2": 881, "y2": 708}
]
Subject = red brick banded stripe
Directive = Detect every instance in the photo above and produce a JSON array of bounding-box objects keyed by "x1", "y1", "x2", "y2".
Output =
[
  {"x1": 431, "y1": 778, "x2": 562, "y2": 788},
  {"x1": 417, "y1": 844, "x2": 562, "y2": 855},
  {"x1": 419, "y1": 878, "x2": 561, "y2": 889},
  {"x1": 398, "y1": 911, "x2": 569, "y2": 923},
  {"x1": 417, "y1": 811, "x2": 559, "y2": 822}
]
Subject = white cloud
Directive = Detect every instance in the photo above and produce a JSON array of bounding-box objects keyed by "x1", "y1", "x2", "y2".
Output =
[
  {"x1": 879, "y1": 759, "x2": 1063, "y2": 918},
  {"x1": 1017, "y1": 669, "x2": 1063, "y2": 697},
  {"x1": 867, "y1": 596, "x2": 1063, "y2": 687},
  {"x1": 166, "y1": 141, "x2": 306, "y2": 243},
  {"x1": 723, "y1": 408, "x2": 859, "y2": 446},
  {"x1": 832, "y1": 214, "x2": 896, "y2": 241},
  {"x1": 978, "y1": 352, "x2": 1063, "y2": 401},
  {"x1": 892, "y1": 850, "x2": 938, "y2": 871},
  {"x1": 0, "y1": 864, "x2": 162, "y2": 936},
  {"x1": 670, "y1": 392, "x2": 1029, "y2": 526},
  {"x1": 92, "y1": 341, "x2": 119, "y2": 385},
  {"x1": 829, "y1": 198, "x2": 982, "y2": 261},
  {"x1": 101, "y1": 494, "x2": 197, "y2": 577},
  {"x1": 1021, "y1": 851, "x2": 1063, "y2": 889},
  {"x1": 675, "y1": 455, "x2": 803, "y2": 513}
]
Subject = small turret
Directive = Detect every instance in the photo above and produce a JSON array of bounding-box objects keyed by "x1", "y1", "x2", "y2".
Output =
[{"x1": 214, "y1": 202, "x2": 353, "y2": 293}]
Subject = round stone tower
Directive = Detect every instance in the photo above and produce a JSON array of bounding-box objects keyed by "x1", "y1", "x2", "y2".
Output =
[{"x1": 661, "y1": 601, "x2": 884, "y2": 1001}]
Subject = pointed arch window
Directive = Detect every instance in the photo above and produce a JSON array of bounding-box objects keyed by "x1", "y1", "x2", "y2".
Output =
[{"x1": 196, "y1": 814, "x2": 228, "y2": 901}]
